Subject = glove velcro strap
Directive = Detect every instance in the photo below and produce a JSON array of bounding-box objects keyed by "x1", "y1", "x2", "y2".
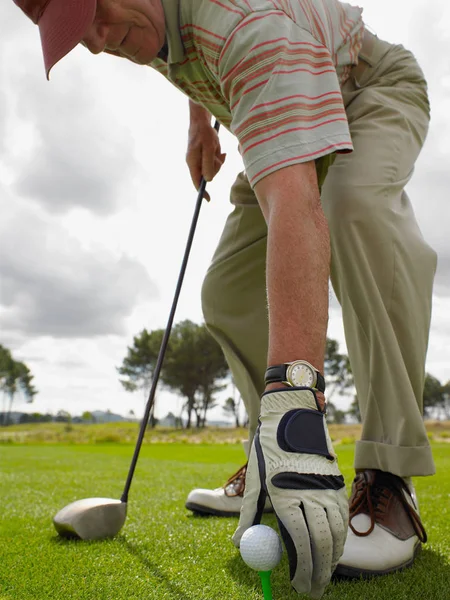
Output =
[
  {"x1": 253, "y1": 426, "x2": 268, "y2": 525},
  {"x1": 271, "y1": 473, "x2": 345, "y2": 490},
  {"x1": 277, "y1": 409, "x2": 334, "y2": 461}
]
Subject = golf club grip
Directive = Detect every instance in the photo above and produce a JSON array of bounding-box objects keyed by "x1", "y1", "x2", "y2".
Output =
[{"x1": 121, "y1": 120, "x2": 221, "y2": 503}]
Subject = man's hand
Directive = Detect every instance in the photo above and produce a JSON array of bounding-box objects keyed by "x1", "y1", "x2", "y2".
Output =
[
  {"x1": 187, "y1": 102, "x2": 226, "y2": 199},
  {"x1": 233, "y1": 388, "x2": 348, "y2": 599}
]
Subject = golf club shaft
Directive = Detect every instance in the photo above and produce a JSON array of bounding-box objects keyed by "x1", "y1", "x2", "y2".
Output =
[{"x1": 121, "y1": 120, "x2": 220, "y2": 503}]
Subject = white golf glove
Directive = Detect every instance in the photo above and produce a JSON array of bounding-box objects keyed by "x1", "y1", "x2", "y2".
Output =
[{"x1": 232, "y1": 388, "x2": 348, "y2": 598}]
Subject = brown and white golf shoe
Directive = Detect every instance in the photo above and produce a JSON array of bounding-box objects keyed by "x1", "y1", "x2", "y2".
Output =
[
  {"x1": 335, "y1": 469, "x2": 427, "y2": 578},
  {"x1": 185, "y1": 463, "x2": 272, "y2": 517}
]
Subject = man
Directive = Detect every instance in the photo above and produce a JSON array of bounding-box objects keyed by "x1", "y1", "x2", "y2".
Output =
[{"x1": 14, "y1": 0, "x2": 436, "y2": 597}]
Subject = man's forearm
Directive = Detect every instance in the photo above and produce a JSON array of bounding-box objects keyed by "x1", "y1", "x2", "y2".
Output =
[
  {"x1": 254, "y1": 162, "x2": 330, "y2": 377},
  {"x1": 189, "y1": 100, "x2": 211, "y2": 125}
]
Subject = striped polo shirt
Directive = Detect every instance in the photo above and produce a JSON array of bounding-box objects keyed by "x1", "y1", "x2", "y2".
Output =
[{"x1": 152, "y1": 0, "x2": 364, "y2": 187}]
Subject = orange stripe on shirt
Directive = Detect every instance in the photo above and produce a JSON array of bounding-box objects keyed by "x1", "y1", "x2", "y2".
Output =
[
  {"x1": 235, "y1": 96, "x2": 344, "y2": 132},
  {"x1": 180, "y1": 23, "x2": 227, "y2": 41},
  {"x1": 209, "y1": 0, "x2": 246, "y2": 17},
  {"x1": 221, "y1": 10, "x2": 286, "y2": 56},
  {"x1": 241, "y1": 118, "x2": 349, "y2": 154},
  {"x1": 222, "y1": 36, "x2": 332, "y2": 82},
  {"x1": 248, "y1": 90, "x2": 342, "y2": 112},
  {"x1": 224, "y1": 49, "x2": 334, "y2": 98},
  {"x1": 239, "y1": 108, "x2": 347, "y2": 145}
]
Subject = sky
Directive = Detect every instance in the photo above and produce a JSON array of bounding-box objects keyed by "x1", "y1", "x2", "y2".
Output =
[{"x1": 1, "y1": 0, "x2": 449, "y2": 423}]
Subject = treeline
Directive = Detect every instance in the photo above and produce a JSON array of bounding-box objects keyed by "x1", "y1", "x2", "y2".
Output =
[
  {"x1": 118, "y1": 321, "x2": 450, "y2": 427},
  {"x1": 2, "y1": 322, "x2": 449, "y2": 428},
  {"x1": 1, "y1": 409, "x2": 135, "y2": 425},
  {"x1": 118, "y1": 321, "x2": 356, "y2": 428}
]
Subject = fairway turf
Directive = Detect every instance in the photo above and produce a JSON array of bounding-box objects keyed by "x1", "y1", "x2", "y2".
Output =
[{"x1": 0, "y1": 443, "x2": 449, "y2": 599}]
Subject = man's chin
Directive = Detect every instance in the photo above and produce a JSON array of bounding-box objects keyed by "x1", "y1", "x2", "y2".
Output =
[
  {"x1": 133, "y1": 55, "x2": 155, "y2": 65},
  {"x1": 121, "y1": 45, "x2": 158, "y2": 64},
  {"x1": 104, "y1": 47, "x2": 156, "y2": 65}
]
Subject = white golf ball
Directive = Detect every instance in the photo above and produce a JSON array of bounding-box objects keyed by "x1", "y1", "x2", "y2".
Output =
[{"x1": 239, "y1": 525, "x2": 283, "y2": 571}]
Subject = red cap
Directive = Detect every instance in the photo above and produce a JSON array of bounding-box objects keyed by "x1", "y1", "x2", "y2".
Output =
[{"x1": 14, "y1": 0, "x2": 97, "y2": 78}]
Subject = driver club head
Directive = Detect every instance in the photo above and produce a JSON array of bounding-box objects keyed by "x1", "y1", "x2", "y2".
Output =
[{"x1": 53, "y1": 498, "x2": 127, "y2": 540}]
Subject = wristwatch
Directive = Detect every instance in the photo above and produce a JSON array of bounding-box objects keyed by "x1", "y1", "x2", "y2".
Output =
[{"x1": 264, "y1": 360, "x2": 325, "y2": 392}]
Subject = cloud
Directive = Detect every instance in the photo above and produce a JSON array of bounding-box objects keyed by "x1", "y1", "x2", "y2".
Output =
[
  {"x1": 0, "y1": 89, "x2": 7, "y2": 156},
  {"x1": 409, "y1": 161, "x2": 450, "y2": 297},
  {"x1": 1, "y1": 4, "x2": 139, "y2": 217},
  {"x1": 405, "y1": 7, "x2": 450, "y2": 298},
  {"x1": 13, "y1": 71, "x2": 137, "y2": 216},
  {"x1": 0, "y1": 194, "x2": 157, "y2": 338},
  {"x1": 433, "y1": 257, "x2": 450, "y2": 299}
]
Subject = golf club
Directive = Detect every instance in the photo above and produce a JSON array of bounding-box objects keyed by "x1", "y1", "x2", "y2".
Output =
[{"x1": 53, "y1": 121, "x2": 220, "y2": 540}]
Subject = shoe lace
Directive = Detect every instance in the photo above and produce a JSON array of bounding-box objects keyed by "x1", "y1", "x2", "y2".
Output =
[
  {"x1": 349, "y1": 471, "x2": 427, "y2": 543},
  {"x1": 223, "y1": 463, "x2": 247, "y2": 497}
]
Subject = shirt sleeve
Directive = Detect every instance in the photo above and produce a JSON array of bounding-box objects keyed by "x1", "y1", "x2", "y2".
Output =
[{"x1": 218, "y1": 10, "x2": 353, "y2": 188}]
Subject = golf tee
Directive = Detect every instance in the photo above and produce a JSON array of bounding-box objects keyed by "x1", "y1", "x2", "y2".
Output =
[{"x1": 258, "y1": 570, "x2": 273, "y2": 600}]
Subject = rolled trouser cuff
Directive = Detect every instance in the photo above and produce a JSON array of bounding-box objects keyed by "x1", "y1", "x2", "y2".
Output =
[{"x1": 354, "y1": 440, "x2": 436, "y2": 477}]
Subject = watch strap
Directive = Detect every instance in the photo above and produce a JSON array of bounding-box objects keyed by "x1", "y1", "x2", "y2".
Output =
[
  {"x1": 264, "y1": 364, "x2": 326, "y2": 393},
  {"x1": 265, "y1": 364, "x2": 288, "y2": 385}
]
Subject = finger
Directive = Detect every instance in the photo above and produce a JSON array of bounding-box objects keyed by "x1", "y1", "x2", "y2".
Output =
[
  {"x1": 186, "y1": 136, "x2": 204, "y2": 185},
  {"x1": 337, "y1": 486, "x2": 350, "y2": 532},
  {"x1": 187, "y1": 154, "x2": 203, "y2": 191},
  {"x1": 203, "y1": 143, "x2": 226, "y2": 181},
  {"x1": 187, "y1": 158, "x2": 211, "y2": 200},
  {"x1": 215, "y1": 152, "x2": 226, "y2": 169},
  {"x1": 302, "y1": 501, "x2": 334, "y2": 598},
  {"x1": 232, "y1": 439, "x2": 265, "y2": 547},
  {"x1": 202, "y1": 149, "x2": 216, "y2": 182},
  {"x1": 209, "y1": 157, "x2": 224, "y2": 182},
  {"x1": 270, "y1": 492, "x2": 313, "y2": 595},
  {"x1": 214, "y1": 156, "x2": 224, "y2": 169},
  {"x1": 325, "y1": 503, "x2": 346, "y2": 573}
]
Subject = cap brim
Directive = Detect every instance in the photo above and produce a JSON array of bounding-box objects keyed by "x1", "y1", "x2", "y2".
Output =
[{"x1": 38, "y1": 0, "x2": 97, "y2": 79}]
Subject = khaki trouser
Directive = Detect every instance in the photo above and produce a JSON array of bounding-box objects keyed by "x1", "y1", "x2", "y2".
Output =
[{"x1": 202, "y1": 35, "x2": 437, "y2": 478}]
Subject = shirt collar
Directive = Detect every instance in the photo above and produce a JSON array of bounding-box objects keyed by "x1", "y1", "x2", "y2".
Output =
[{"x1": 161, "y1": 0, "x2": 185, "y2": 64}]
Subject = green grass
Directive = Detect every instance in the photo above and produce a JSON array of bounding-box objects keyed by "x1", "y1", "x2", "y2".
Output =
[
  {"x1": 2, "y1": 421, "x2": 450, "y2": 446},
  {"x1": 0, "y1": 442, "x2": 449, "y2": 599}
]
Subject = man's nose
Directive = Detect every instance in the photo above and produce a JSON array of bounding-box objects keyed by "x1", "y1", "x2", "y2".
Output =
[{"x1": 82, "y1": 24, "x2": 108, "y2": 54}]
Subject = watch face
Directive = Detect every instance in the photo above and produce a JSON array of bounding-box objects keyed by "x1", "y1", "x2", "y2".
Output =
[{"x1": 288, "y1": 362, "x2": 316, "y2": 388}]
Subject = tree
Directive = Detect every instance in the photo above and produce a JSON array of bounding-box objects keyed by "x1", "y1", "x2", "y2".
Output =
[
  {"x1": 347, "y1": 396, "x2": 361, "y2": 423},
  {"x1": 81, "y1": 411, "x2": 95, "y2": 423},
  {"x1": 118, "y1": 328, "x2": 166, "y2": 390},
  {"x1": 118, "y1": 321, "x2": 230, "y2": 429},
  {"x1": 223, "y1": 397, "x2": 241, "y2": 427},
  {"x1": 19, "y1": 412, "x2": 52, "y2": 424},
  {"x1": 55, "y1": 410, "x2": 71, "y2": 423},
  {"x1": 442, "y1": 381, "x2": 450, "y2": 420},
  {"x1": 326, "y1": 401, "x2": 347, "y2": 424},
  {"x1": 193, "y1": 324, "x2": 229, "y2": 427},
  {"x1": 0, "y1": 345, "x2": 37, "y2": 426},
  {"x1": 161, "y1": 411, "x2": 178, "y2": 427},
  {"x1": 324, "y1": 338, "x2": 354, "y2": 401},
  {"x1": 423, "y1": 373, "x2": 450, "y2": 420},
  {"x1": 162, "y1": 321, "x2": 229, "y2": 428},
  {"x1": 118, "y1": 328, "x2": 165, "y2": 428}
]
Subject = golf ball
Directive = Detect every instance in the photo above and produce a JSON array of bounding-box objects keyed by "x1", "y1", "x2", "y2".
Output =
[{"x1": 239, "y1": 525, "x2": 283, "y2": 571}]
